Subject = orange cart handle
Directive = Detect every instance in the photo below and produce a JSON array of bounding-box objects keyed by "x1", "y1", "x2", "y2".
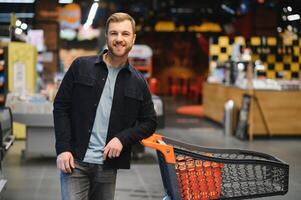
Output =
[{"x1": 141, "y1": 134, "x2": 176, "y2": 164}]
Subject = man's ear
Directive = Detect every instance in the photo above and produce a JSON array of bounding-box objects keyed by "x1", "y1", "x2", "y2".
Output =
[{"x1": 133, "y1": 33, "x2": 136, "y2": 44}]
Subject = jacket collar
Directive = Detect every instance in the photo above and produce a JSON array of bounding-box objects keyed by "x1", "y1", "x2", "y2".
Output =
[{"x1": 94, "y1": 49, "x2": 133, "y2": 73}]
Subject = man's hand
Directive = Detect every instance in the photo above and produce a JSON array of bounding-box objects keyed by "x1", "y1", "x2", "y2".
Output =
[
  {"x1": 56, "y1": 151, "x2": 75, "y2": 173},
  {"x1": 103, "y1": 137, "x2": 123, "y2": 160}
]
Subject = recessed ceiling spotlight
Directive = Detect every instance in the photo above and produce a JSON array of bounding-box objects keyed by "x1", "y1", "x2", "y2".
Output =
[
  {"x1": 283, "y1": 7, "x2": 287, "y2": 13},
  {"x1": 15, "y1": 27, "x2": 22, "y2": 35},
  {"x1": 277, "y1": 27, "x2": 282, "y2": 32},
  {"x1": 15, "y1": 19, "x2": 22, "y2": 27},
  {"x1": 21, "y1": 23, "x2": 28, "y2": 30}
]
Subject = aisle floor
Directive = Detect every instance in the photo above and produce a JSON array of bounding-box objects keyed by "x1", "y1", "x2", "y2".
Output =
[{"x1": 2, "y1": 97, "x2": 301, "y2": 200}]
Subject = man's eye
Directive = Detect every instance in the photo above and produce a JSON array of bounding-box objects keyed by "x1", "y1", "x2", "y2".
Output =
[
  {"x1": 110, "y1": 32, "x2": 118, "y2": 36},
  {"x1": 123, "y1": 32, "x2": 130, "y2": 36}
]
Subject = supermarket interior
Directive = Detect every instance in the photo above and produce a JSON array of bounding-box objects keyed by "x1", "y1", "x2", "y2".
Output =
[{"x1": 0, "y1": 0, "x2": 301, "y2": 199}]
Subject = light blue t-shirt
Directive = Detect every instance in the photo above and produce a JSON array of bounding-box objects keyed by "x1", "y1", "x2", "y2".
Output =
[{"x1": 83, "y1": 65, "x2": 122, "y2": 164}]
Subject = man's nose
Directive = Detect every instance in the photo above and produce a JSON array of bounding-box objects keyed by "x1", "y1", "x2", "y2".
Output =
[{"x1": 116, "y1": 33, "x2": 122, "y2": 41}]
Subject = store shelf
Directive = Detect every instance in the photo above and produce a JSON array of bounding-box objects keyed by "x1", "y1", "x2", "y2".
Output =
[{"x1": 0, "y1": 44, "x2": 7, "y2": 107}]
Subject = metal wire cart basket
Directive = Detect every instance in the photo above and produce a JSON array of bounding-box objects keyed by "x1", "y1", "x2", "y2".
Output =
[{"x1": 141, "y1": 134, "x2": 289, "y2": 200}]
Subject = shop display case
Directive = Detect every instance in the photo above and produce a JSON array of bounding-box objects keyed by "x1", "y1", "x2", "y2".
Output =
[
  {"x1": 0, "y1": 107, "x2": 15, "y2": 196},
  {"x1": 5, "y1": 93, "x2": 54, "y2": 158},
  {"x1": 12, "y1": 113, "x2": 55, "y2": 159}
]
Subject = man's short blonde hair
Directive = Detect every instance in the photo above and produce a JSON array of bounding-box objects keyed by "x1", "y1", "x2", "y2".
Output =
[{"x1": 106, "y1": 12, "x2": 136, "y2": 34}]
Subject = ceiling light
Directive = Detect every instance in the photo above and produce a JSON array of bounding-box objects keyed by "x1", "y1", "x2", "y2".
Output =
[
  {"x1": 237, "y1": 63, "x2": 245, "y2": 71},
  {"x1": 283, "y1": 7, "x2": 287, "y2": 13},
  {"x1": 293, "y1": 27, "x2": 298, "y2": 33},
  {"x1": 287, "y1": 6, "x2": 292, "y2": 12},
  {"x1": 59, "y1": 0, "x2": 73, "y2": 3},
  {"x1": 257, "y1": 0, "x2": 264, "y2": 4},
  {"x1": 15, "y1": 27, "x2": 22, "y2": 35},
  {"x1": 83, "y1": 23, "x2": 90, "y2": 30},
  {"x1": 15, "y1": 19, "x2": 22, "y2": 26},
  {"x1": 221, "y1": 4, "x2": 235, "y2": 15},
  {"x1": 287, "y1": 14, "x2": 300, "y2": 21},
  {"x1": 0, "y1": 0, "x2": 35, "y2": 3},
  {"x1": 20, "y1": 23, "x2": 28, "y2": 30},
  {"x1": 84, "y1": 2, "x2": 99, "y2": 28},
  {"x1": 277, "y1": 27, "x2": 282, "y2": 32}
]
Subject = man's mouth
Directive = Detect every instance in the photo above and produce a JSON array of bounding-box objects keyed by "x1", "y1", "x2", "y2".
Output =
[{"x1": 114, "y1": 43, "x2": 125, "y2": 48}]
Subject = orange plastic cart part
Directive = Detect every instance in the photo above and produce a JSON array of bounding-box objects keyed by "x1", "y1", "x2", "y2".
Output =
[{"x1": 141, "y1": 134, "x2": 176, "y2": 164}]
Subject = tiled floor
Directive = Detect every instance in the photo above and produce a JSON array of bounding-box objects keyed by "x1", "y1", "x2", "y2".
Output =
[{"x1": 1, "y1": 97, "x2": 301, "y2": 200}]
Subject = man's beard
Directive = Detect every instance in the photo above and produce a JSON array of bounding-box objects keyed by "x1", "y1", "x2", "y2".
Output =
[{"x1": 107, "y1": 42, "x2": 133, "y2": 58}]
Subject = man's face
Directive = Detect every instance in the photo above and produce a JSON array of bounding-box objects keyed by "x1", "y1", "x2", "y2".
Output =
[{"x1": 106, "y1": 20, "x2": 136, "y2": 58}]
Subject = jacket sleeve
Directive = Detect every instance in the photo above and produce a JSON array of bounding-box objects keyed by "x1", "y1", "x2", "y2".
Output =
[
  {"x1": 53, "y1": 58, "x2": 78, "y2": 155},
  {"x1": 115, "y1": 79, "x2": 157, "y2": 147}
]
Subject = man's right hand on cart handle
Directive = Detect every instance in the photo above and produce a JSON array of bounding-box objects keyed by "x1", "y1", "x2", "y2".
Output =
[{"x1": 57, "y1": 152, "x2": 75, "y2": 173}]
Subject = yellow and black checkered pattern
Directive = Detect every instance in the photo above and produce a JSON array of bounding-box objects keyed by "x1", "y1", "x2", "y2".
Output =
[{"x1": 209, "y1": 36, "x2": 301, "y2": 80}]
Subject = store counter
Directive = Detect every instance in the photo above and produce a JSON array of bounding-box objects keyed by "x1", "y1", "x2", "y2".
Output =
[
  {"x1": 203, "y1": 83, "x2": 301, "y2": 137},
  {"x1": 13, "y1": 113, "x2": 55, "y2": 158}
]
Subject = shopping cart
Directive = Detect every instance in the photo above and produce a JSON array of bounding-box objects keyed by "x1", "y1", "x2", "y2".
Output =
[{"x1": 141, "y1": 134, "x2": 289, "y2": 200}]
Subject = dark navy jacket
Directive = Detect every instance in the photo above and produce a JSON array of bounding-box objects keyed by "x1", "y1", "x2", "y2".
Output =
[{"x1": 53, "y1": 51, "x2": 157, "y2": 169}]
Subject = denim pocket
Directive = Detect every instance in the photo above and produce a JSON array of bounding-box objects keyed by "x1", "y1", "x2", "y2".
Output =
[{"x1": 94, "y1": 168, "x2": 117, "y2": 183}]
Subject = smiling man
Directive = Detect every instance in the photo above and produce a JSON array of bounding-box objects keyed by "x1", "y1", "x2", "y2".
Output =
[{"x1": 53, "y1": 13, "x2": 157, "y2": 200}]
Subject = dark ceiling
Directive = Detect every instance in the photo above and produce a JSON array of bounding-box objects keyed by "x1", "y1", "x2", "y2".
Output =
[
  {"x1": 0, "y1": 0, "x2": 300, "y2": 29},
  {"x1": 73, "y1": 0, "x2": 301, "y2": 26}
]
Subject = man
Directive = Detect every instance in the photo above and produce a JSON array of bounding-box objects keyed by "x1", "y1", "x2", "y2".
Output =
[{"x1": 53, "y1": 12, "x2": 157, "y2": 200}]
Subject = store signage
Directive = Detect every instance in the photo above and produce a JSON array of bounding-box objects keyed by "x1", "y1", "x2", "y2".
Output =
[
  {"x1": 8, "y1": 42, "x2": 37, "y2": 94},
  {"x1": 59, "y1": 3, "x2": 81, "y2": 30},
  {"x1": 26, "y1": 30, "x2": 46, "y2": 52},
  {"x1": 13, "y1": 62, "x2": 26, "y2": 95}
]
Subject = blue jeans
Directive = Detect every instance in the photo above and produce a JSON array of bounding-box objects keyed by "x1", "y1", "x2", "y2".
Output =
[{"x1": 60, "y1": 160, "x2": 117, "y2": 200}]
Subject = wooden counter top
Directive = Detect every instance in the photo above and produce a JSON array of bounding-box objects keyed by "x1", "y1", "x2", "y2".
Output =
[{"x1": 203, "y1": 83, "x2": 301, "y2": 137}]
